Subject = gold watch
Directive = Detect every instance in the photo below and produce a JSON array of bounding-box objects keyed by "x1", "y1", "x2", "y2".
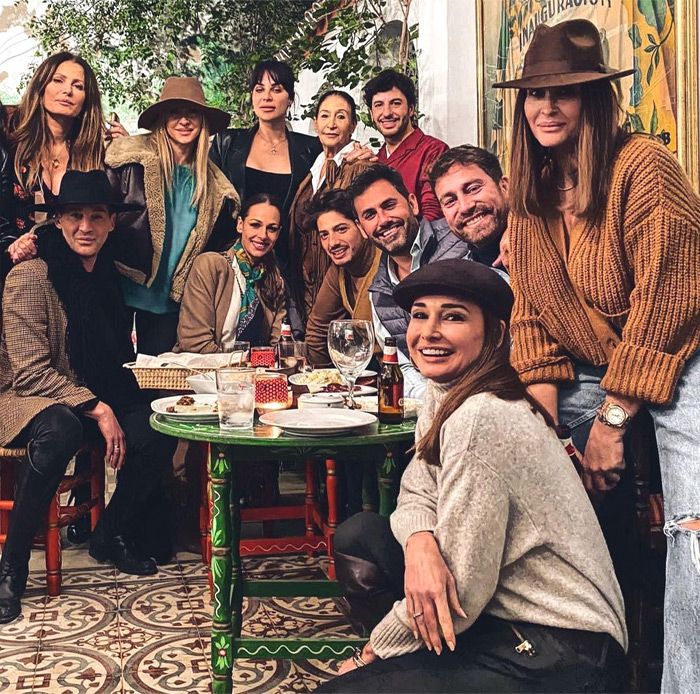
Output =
[{"x1": 597, "y1": 401, "x2": 631, "y2": 429}]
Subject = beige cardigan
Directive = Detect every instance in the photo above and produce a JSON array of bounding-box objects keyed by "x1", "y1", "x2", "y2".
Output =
[{"x1": 175, "y1": 251, "x2": 285, "y2": 353}]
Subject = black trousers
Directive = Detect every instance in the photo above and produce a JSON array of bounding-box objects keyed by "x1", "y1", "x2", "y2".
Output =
[
  {"x1": 131, "y1": 309, "x2": 179, "y2": 355},
  {"x1": 4, "y1": 403, "x2": 175, "y2": 573},
  {"x1": 323, "y1": 512, "x2": 625, "y2": 694}
]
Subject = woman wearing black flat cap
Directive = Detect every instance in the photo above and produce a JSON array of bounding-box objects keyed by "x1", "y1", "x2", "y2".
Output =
[
  {"x1": 496, "y1": 19, "x2": 700, "y2": 692},
  {"x1": 0, "y1": 171, "x2": 177, "y2": 624},
  {"x1": 322, "y1": 258, "x2": 626, "y2": 693}
]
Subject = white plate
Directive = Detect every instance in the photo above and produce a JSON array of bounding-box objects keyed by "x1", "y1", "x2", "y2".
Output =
[
  {"x1": 151, "y1": 394, "x2": 219, "y2": 422},
  {"x1": 354, "y1": 396, "x2": 422, "y2": 419},
  {"x1": 186, "y1": 372, "x2": 217, "y2": 394},
  {"x1": 259, "y1": 409, "x2": 377, "y2": 436},
  {"x1": 289, "y1": 368, "x2": 376, "y2": 388}
]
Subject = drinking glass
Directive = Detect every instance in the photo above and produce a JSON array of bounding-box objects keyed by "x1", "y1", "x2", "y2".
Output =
[
  {"x1": 255, "y1": 372, "x2": 290, "y2": 413},
  {"x1": 327, "y1": 320, "x2": 374, "y2": 409},
  {"x1": 278, "y1": 341, "x2": 311, "y2": 374},
  {"x1": 250, "y1": 346, "x2": 277, "y2": 368},
  {"x1": 227, "y1": 341, "x2": 250, "y2": 367},
  {"x1": 215, "y1": 368, "x2": 255, "y2": 430}
]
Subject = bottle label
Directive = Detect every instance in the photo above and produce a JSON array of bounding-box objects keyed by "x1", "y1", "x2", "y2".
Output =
[
  {"x1": 383, "y1": 345, "x2": 398, "y2": 364},
  {"x1": 381, "y1": 384, "x2": 404, "y2": 410}
]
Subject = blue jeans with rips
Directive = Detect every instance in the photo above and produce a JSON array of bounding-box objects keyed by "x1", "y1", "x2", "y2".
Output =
[{"x1": 558, "y1": 352, "x2": 700, "y2": 694}]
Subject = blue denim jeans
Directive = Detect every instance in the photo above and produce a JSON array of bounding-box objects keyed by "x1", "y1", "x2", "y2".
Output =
[{"x1": 558, "y1": 353, "x2": 700, "y2": 693}]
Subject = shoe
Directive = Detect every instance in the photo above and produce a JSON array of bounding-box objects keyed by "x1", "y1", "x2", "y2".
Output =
[
  {"x1": 66, "y1": 516, "x2": 92, "y2": 545},
  {"x1": 89, "y1": 535, "x2": 158, "y2": 576},
  {"x1": 0, "y1": 563, "x2": 27, "y2": 624}
]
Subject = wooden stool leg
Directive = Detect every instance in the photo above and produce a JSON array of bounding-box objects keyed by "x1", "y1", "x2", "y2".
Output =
[
  {"x1": 325, "y1": 458, "x2": 338, "y2": 580},
  {"x1": 198, "y1": 442, "x2": 210, "y2": 563},
  {"x1": 90, "y1": 446, "x2": 105, "y2": 531},
  {"x1": 0, "y1": 460, "x2": 15, "y2": 539},
  {"x1": 45, "y1": 492, "x2": 61, "y2": 596},
  {"x1": 304, "y1": 459, "x2": 316, "y2": 556}
]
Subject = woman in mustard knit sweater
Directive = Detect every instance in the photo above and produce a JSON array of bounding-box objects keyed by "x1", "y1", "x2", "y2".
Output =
[{"x1": 495, "y1": 19, "x2": 700, "y2": 693}]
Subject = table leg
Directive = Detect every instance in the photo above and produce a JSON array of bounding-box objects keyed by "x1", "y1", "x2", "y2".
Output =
[
  {"x1": 378, "y1": 449, "x2": 397, "y2": 517},
  {"x1": 210, "y1": 445, "x2": 233, "y2": 694},
  {"x1": 325, "y1": 458, "x2": 338, "y2": 580}
]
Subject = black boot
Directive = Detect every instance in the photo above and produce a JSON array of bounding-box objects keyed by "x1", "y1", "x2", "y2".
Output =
[
  {"x1": 0, "y1": 443, "x2": 71, "y2": 624},
  {"x1": 89, "y1": 531, "x2": 157, "y2": 576},
  {"x1": 0, "y1": 559, "x2": 28, "y2": 624},
  {"x1": 334, "y1": 551, "x2": 396, "y2": 636}
]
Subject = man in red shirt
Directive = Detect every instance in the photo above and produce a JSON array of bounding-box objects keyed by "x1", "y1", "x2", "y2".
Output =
[{"x1": 363, "y1": 70, "x2": 448, "y2": 221}]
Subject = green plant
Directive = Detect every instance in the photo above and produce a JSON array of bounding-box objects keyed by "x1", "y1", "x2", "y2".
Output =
[
  {"x1": 27, "y1": 0, "x2": 312, "y2": 124},
  {"x1": 281, "y1": 0, "x2": 418, "y2": 125}
]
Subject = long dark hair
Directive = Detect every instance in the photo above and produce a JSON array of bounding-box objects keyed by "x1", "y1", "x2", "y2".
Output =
[
  {"x1": 509, "y1": 80, "x2": 628, "y2": 222},
  {"x1": 11, "y1": 52, "x2": 105, "y2": 189},
  {"x1": 237, "y1": 192, "x2": 284, "y2": 310},
  {"x1": 416, "y1": 309, "x2": 555, "y2": 467}
]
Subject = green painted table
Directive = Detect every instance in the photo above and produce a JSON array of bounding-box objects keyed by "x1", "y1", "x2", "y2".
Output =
[{"x1": 150, "y1": 414, "x2": 415, "y2": 694}]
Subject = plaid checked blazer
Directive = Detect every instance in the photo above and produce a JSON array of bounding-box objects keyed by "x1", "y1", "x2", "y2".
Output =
[{"x1": 0, "y1": 258, "x2": 96, "y2": 445}]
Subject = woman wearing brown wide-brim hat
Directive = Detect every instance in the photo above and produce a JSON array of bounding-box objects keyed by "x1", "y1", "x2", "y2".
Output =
[
  {"x1": 104, "y1": 76, "x2": 240, "y2": 355},
  {"x1": 497, "y1": 19, "x2": 700, "y2": 693}
]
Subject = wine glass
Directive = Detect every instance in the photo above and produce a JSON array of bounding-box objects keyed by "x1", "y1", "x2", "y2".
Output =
[{"x1": 327, "y1": 320, "x2": 374, "y2": 409}]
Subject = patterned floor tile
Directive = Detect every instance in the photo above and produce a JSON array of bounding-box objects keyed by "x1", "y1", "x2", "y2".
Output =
[
  {"x1": 0, "y1": 646, "x2": 41, "y2": 690},
  {"x1": 60, "y1": 565, "x2": 119, "y2": 588},
  {"x1": 122, "y1": 632, "x2": 211, "y2": 693},
  {"x1": 32, "y1": 645, "x2": 123, "y2": 693},
  {"x1": 263, "y1": 596, "x2": 356, "y2": 639},
  {"x1": 116, "y1": 579, "x2": 196, "y2": 633},
  {"x1": 0, "y1": 590, "x2": 47, "y2": 651},
  {"x1": 40, "y1": 590, "x2": 121, "y2": 647}
]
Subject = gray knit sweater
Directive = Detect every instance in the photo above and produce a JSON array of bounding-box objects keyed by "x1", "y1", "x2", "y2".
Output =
[{"x1": 370, "y1": 382, "x2": 628, "y2": 659}]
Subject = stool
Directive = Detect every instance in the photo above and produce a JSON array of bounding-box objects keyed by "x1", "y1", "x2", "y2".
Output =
[{"x1": 0, "y1": 443, "x2": 105, "y2": 596}]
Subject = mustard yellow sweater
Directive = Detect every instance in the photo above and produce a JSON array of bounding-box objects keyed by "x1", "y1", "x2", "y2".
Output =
[{"x1": 509, "y1": 135, "x2": 700, "y2": 405}]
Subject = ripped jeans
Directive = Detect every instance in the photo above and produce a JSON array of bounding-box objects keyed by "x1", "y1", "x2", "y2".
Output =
[{"x1": 558, "y1": 352, "x2": 700, "y2": 693}]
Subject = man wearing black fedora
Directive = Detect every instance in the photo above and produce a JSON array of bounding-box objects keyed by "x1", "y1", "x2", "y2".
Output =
[{"x1": 0, "y1": 170, "x2": 177, "y2": 623}]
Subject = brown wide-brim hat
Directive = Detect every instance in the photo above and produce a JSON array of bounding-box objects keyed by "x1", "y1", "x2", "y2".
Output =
[
  {"x1": 493, "y1": 19, "x2": 634, "y2": 89},
  {"x1": 138, "y1": 77, "x2": 231, "y2": 133}
]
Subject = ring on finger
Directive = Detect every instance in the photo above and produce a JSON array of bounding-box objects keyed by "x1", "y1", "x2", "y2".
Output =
[{"x1": 413, "y1": 611, "x2": 423, "y2": 618}]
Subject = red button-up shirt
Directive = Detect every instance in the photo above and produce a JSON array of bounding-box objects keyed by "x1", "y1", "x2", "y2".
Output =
[{"x1": 377, "y1": 127, "x2": 448, "y2": 221}]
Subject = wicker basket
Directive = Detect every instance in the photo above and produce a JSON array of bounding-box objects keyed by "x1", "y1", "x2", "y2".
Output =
[{"x1": 124, "y1": 363, "x2": 196, "y2": 391}]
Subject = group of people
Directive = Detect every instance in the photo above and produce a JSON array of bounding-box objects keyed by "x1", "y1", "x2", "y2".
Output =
[{"x1": 0, "y1": 16, "x2": 697, "y2": 694}]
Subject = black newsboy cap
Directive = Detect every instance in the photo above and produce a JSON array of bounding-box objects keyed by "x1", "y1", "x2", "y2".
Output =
[{"x1": 393, "y1": 258, "x2": 513, "y2": 322}]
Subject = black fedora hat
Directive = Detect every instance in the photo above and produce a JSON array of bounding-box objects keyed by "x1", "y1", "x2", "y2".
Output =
[
  {"x1": 493, "y1": 19, "x2": 634, "y2": 89},
  {"x1": 393, "y1": 258, "x2": 513, "y2": 322},
  {"x1": 31, "y1": 170, "x2": 141, "y2": 213}
]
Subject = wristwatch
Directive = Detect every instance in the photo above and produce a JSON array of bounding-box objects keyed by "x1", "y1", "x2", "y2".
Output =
[{"x1": 597, "y1": 401, "x2": 631, "y2": 429}]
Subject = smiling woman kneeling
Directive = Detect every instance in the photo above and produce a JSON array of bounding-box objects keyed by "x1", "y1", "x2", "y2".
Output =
[{"x1": 321, "y1": 258, "x2": 627, "y2": 693}]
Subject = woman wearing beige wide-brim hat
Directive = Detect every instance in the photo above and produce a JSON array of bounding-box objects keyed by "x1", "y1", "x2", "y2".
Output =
[
  {"x1": 498, "y1": 19, "x2": 700, "y2": 693},
  {"x1": 105, "y1": 76, "x2": 240, "y2": 355}
]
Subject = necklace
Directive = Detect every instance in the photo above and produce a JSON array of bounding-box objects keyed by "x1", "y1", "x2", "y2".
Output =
[{"x1": 257, "y1": 132, "x2": 286, "y2": 155}]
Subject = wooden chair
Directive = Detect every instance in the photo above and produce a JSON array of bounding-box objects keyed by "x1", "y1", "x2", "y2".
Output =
[{"x1": 0, "y1": 443, "x2": 105, "y2": 596}]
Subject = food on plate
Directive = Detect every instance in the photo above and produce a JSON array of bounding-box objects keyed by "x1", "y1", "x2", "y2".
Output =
[
  {"x1": 321, "y1": 383, "x2": 361, "y2": 393},
  {"x1": 165, "y1": 395, "x2": 217, "y2": 414}
]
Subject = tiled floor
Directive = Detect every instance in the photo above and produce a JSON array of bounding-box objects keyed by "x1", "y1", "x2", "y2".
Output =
[{"x1": 2, "y1": 547, "x2": 349, "y2": 693}]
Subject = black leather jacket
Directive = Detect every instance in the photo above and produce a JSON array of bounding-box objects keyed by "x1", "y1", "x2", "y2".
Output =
[
  {"x1": 210, "y1": 125, "x2": 322, "y2": 222},
  {"x1": 0, "y1": 140, "x2": 15, "y2": 278}
]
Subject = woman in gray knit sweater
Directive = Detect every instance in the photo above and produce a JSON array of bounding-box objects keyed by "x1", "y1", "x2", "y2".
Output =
[{"x1": 321, "y1": 259, "x2": 626, "y2": 693}]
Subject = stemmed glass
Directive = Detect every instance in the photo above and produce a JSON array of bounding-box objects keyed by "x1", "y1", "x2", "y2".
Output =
[{"x1": 327, "y1": 320, "x2": 374, "y2": 410}]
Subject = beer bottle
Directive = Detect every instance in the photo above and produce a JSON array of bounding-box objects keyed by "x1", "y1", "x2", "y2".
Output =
[
  {"x1": 378, "y1": 337, "x2": 404, "y2": 424},
  {"x1": 277, "y1": 321, "x2": 295, "y2": 369}
]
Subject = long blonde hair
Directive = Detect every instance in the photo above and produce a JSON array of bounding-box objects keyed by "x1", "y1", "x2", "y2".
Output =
[
  {"x1": 151, "y1": 109, "x2": 211, "y2": 208},
  {"x1": 509, "y1": 80, "x2": 626, "y2": 222},
  {"x1": 11, "y1": 52, "x2": 105, "y2": 189}
]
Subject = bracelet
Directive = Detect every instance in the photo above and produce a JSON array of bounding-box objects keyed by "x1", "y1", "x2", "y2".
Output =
[{"x1": 351, "y1": 647, "x2": 367, "y2": 668}]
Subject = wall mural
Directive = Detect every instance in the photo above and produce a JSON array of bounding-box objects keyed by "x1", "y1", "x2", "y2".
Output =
[{"x1": 477, "y1": 0, "x2": 698, "y2": 189}]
